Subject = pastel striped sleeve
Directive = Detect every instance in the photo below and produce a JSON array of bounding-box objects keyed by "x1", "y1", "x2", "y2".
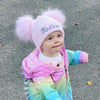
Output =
[
  {"x1": 39, "y1": 83, "x2": 62, "y2": 100},
  {"x1": 24, "y1": 79, "x2": 62, "y2": 100},
  {"x1": 66, "y1": 49, "x2": 81, "y2": 66}
]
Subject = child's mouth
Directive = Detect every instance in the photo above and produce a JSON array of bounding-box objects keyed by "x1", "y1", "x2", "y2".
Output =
[{"x1": 52, "y1": 44, "x2": 62, "y2": 48}]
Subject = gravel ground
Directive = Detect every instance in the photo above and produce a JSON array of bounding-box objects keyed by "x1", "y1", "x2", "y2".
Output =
[{"x1": 0, "y1": 0, "x2": 100, "y2": 100}]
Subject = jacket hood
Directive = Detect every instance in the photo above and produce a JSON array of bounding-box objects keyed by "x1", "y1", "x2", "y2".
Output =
[{"x1": 22, "y1": 43, "x2": 69, "y2": 79}]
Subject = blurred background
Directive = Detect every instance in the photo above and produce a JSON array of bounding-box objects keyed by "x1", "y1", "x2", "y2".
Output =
[{"x1": 0, "y1": 0, "x2": 100, "y2": 100}]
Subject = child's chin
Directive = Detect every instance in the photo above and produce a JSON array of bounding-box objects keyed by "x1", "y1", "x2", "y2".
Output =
[{"x1": 55, "y1": 48, "x2": 61, "y2": 52}]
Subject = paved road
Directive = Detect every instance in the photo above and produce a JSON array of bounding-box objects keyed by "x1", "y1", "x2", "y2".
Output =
[{"x1": 0, "y1": 0, "x2": 100, "y2": 100}]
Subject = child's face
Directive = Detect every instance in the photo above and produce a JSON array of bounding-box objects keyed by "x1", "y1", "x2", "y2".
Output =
[{"x1": 41, "y1": 31, "x2": 64, "y2": 57}]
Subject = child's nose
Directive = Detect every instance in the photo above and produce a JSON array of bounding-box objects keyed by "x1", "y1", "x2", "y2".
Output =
[{"x1": 54, "y1": 38, "x2": 59, "y2": 43}]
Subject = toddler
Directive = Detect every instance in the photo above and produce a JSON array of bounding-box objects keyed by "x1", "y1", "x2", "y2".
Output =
[{"x1": 15, "y1": 9, "x2": 88, "y2": 100}]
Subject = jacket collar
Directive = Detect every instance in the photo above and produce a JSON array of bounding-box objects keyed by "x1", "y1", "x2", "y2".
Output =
[{"x1": 32, "y1": 43, "x2": 69, "y2": 68}]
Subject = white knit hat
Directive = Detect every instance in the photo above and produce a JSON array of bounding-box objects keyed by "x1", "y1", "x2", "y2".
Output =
[{"x1": 15, "y1": 9, "x2": 66, "y2": 49}]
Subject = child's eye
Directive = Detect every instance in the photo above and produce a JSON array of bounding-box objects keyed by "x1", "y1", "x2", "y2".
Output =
[
  {"x1": 57, "y1": 35, "x2": 61, "y2": 37},
  {"x1": 48, "y1": 37, "x2": 52, "y2": 40}
]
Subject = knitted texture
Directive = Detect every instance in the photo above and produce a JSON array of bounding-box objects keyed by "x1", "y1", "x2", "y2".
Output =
[
  {"x1": 15, "y1": 9, "x2": 66, "y2": 49},
  {"x1": 31, "y1": 15, "x2": 64, "y2": 49}
]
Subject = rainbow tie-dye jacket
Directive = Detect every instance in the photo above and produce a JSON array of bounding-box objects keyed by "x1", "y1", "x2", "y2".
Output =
[{"x1": 22, "y1": 45, "x2": 82, "y2": 100}]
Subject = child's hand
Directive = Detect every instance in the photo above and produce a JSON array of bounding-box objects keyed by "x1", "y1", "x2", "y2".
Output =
[{"x1": 79, "y1": 52, "x2": 88, "y2": 63}]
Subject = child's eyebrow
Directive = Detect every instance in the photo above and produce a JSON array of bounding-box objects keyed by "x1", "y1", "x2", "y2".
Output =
[{"x1": 47, "y1": 34, "x2": 53, "y2": 37}]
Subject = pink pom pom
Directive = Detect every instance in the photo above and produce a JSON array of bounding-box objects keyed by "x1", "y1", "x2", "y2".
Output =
[
  {"x1": 15, "y1": 15, "x2": 34, "y2": 41},
  {"x1": 42, "y1": 9, "x2": 66, "y2": 27}
]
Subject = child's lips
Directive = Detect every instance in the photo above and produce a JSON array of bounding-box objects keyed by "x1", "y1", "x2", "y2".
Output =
[{"x1": 52, "y1": 44, "x2": 62, "y2": 48}]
